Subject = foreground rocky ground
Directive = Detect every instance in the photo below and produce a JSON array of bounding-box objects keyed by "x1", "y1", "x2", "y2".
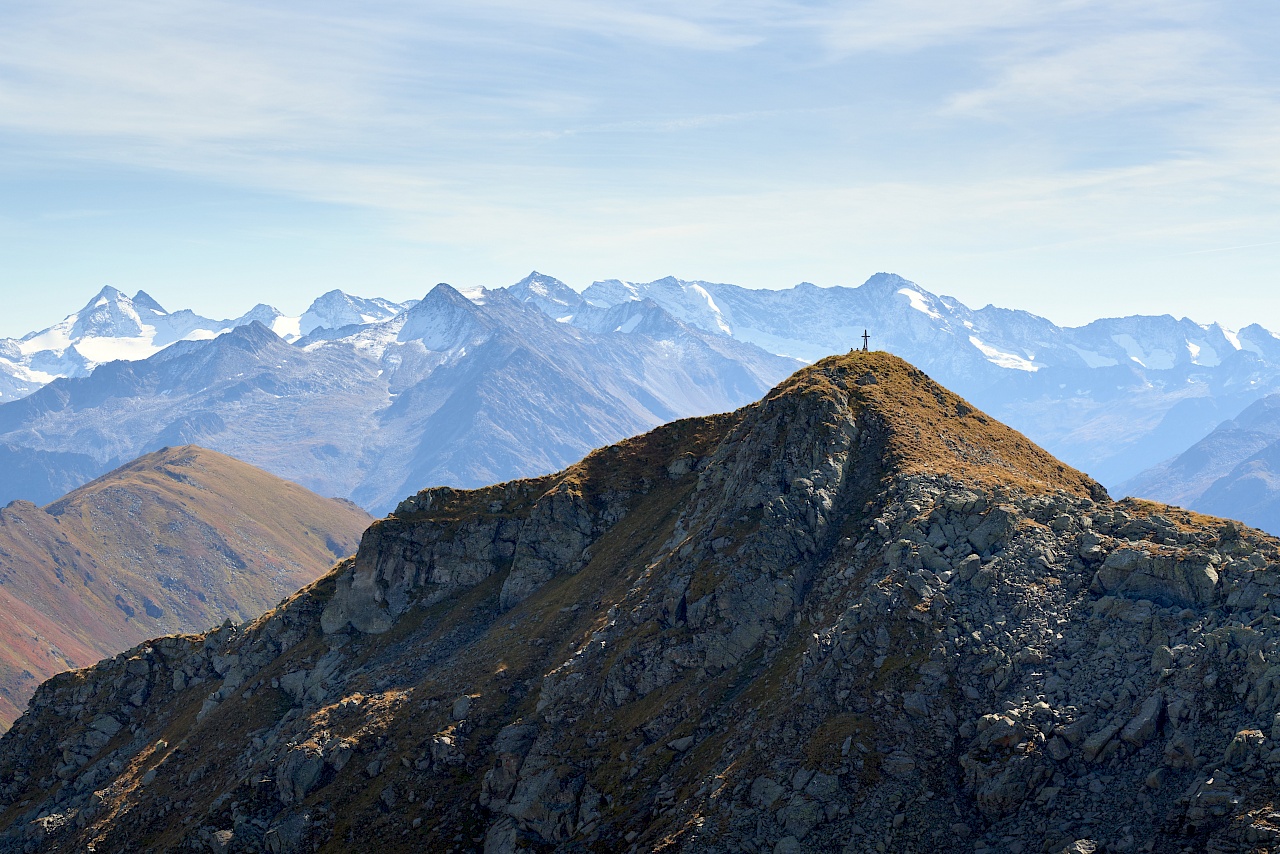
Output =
[{"x1": 1, "y1": 353, "x2": 1279, "y2": 853}]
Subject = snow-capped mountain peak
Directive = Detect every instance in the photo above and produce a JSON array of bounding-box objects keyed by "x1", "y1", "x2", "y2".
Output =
[
  {"x1": 299, "y1": 290, "x2": 407, "y2": 337},
  {"x1": 26, "y1": 286, "x2": 149, "y2": 349},
  {"x1": 397, "y1": 283, "x2": 491, "y2": 351},
  {"x1": 130, "y1": 290, "x2": 168, "y2": 316},
  {"x1": 507, "y1": 271, "x2": 582, "y2": 319},
  {"x1": 16, "y1": 287, "x2": 158, "y2": 370}
]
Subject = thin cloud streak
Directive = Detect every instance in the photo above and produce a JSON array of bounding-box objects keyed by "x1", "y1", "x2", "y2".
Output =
[
  {"x1": 0, "y1": 0, "x2": 1277, "y2": 334},
  {"x1": 813, "y1": 0, "x2": 1200, "y2": 54},
  {"x1": 1176, "y1": 240, "x2": 1280, "y2": 256}
]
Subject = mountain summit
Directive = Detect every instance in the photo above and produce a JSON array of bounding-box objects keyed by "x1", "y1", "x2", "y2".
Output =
[{"x1": 3, "y1": 355, "x2": 1280, "y2": 853}]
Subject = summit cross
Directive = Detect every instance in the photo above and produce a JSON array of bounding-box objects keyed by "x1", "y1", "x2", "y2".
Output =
[{"x1": 861, "y1": 330, "x2": 870, "y2": 352}]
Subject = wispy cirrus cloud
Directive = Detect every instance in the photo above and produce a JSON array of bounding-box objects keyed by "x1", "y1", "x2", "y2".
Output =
[
  {"x1": 1, "y1": 0, "x2": 1278, "y2": 335},
  {"x1": 459, "y1": 0, "x2": 777, "y2": 50},
  {"x1": 945, "y1": 29, "x2": 1229, "y2": 117},
  {"x1": 812, "y1": 0, "x2": 1201, "y2": 54}
]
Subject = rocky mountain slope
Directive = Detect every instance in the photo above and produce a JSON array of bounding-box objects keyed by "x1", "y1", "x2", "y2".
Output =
[
  {"x1": 5, "y1": 354, "x2": 1280, "y2": 853},
  {"x1": 1123, "y1": 394, "x2": 1280, "y2": 536},
  {"x1": 0, "y1": 445, "x2": 370, "y2": 730},
  {"x1": 0, "y1": 285, "x2": 797, "y2": 512}
]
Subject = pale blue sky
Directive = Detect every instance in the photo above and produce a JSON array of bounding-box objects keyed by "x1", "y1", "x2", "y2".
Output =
[{"x1": 1, "y1": 1, "x2": 1277, "y2": 337}]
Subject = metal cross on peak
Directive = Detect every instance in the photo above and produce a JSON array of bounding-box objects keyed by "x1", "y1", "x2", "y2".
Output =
[{"x1": 861, "y1": 330, "x2": 870, "y2": 352}]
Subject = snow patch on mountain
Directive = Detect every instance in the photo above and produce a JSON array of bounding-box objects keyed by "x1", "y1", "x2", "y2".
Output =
[
  {"x1": 72, "y1": 336, "x2": 168, "y2": 365},
  {"x1": 968, "y1": 335, "x2": 1039, "y2": 372},
  {"x1": 1111, "y1": 333, "x2": 1175, "y2": 370},
  {"x1": 272, "y1": 316, "x2": 302, "y2": 341},
  {"x1": 1068, "y1": 345, "x2": 1119, "y2": 369},
  {"x1": 899, "y1": 287, "x2": 941, "y2": 320}
]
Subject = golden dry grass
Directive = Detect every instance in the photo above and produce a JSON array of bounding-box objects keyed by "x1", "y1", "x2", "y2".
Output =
[{"x1": 772, "y1": 352, "x2": 1105, "y2": 499}]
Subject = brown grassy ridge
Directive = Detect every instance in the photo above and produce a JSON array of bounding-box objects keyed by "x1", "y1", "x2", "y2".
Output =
[
  {"x1": 769, "y1": 351, "x2": 1107, "y2": 500},
  {"x1": 390, "y1": 410, "x2": 740, "y2": 526},
  {"x1": 0, "y1": 445, "x2": 371, "y2": 729}
]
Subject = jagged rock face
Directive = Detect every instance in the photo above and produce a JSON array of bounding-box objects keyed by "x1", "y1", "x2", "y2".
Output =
[{"x1": 4, "y1": 354, "x2": 1280, "y2": 854}]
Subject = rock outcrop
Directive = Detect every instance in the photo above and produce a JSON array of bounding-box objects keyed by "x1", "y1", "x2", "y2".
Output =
[{"x1": 2, "y1": 353, "x2": 1280, "y2": 854}]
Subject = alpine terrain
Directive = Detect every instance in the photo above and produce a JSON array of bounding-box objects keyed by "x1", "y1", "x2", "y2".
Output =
[
  {"x1": 3, "y1": 354, "x2": 1280, "y2": 853},
  {"x1": 6, "y1": 272, "x2": 1280, "y2": 512},
  {"x1": 1123, "y1": 394, "x2": 1280, "y2": 536},
  {"x1": 0, "y1": 446, "x2": 371, "y2": 730},
  {"x1": 0, "y1": 283, "x2": 797, "y2": 512},
  {"x1": 570, "y1": 273, "x2": 1280, "y2": 490},
  {"x1": 4, "y1": 273, "x2": 1280, "y2": 522},
  {"x1": 0, "y1": 288, "x2": 309, "y2": 404}
]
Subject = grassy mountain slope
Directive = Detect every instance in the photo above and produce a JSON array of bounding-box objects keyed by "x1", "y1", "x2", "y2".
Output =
[{"x1": 0, "y1": 445, "x2": 370, "y2": 728}]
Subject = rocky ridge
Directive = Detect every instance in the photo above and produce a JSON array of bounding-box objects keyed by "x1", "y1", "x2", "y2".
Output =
[{"x1": 2, "y1": 354, "x2": 1280, "y2": 853}]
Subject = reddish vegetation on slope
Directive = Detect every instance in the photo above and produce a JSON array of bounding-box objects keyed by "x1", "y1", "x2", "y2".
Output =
[{"x1": 0, "y1": 445, "x2": 371, "y2": 728}]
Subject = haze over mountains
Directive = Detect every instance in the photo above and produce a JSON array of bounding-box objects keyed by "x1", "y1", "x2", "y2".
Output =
[
  {"x1": 1123, "y1": 394, "x2": 1280, "y2": 534},
  {"x1": 3, "y1": 271, "x2": 1279, "y2": 525},
  {"x1": 0, "y1": 445, "x2": 370, "y2": 730},
  {"x1": 6, "y1": 353, "x2": 1280, "y2": 853},
  {"x1": 0, "y1": 280, "x2": 798, "y2": 514}
]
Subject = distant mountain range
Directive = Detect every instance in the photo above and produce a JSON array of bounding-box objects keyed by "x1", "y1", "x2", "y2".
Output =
[
  {"x1": 0, "y1": 445, "x2": 370, "y2": 729},
  {"x1": 1121, "y1": 393, "x2": 1280, "y2": 534},
  {"x1": 570, "y1": 273, "x2": 1280, "y2": 490},
  {"x1": 0, "y1": 280, "x2": 795, "y2": 513},
  {"x1": 0, "y1": 288, "x2": 298, "y2": 402},
  {"x1": 0, "y1": 286, "x2": 424, "y2": 403},
  {"x1": 3, "y1": 271, "x2": 1279, "y2": 523}
]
